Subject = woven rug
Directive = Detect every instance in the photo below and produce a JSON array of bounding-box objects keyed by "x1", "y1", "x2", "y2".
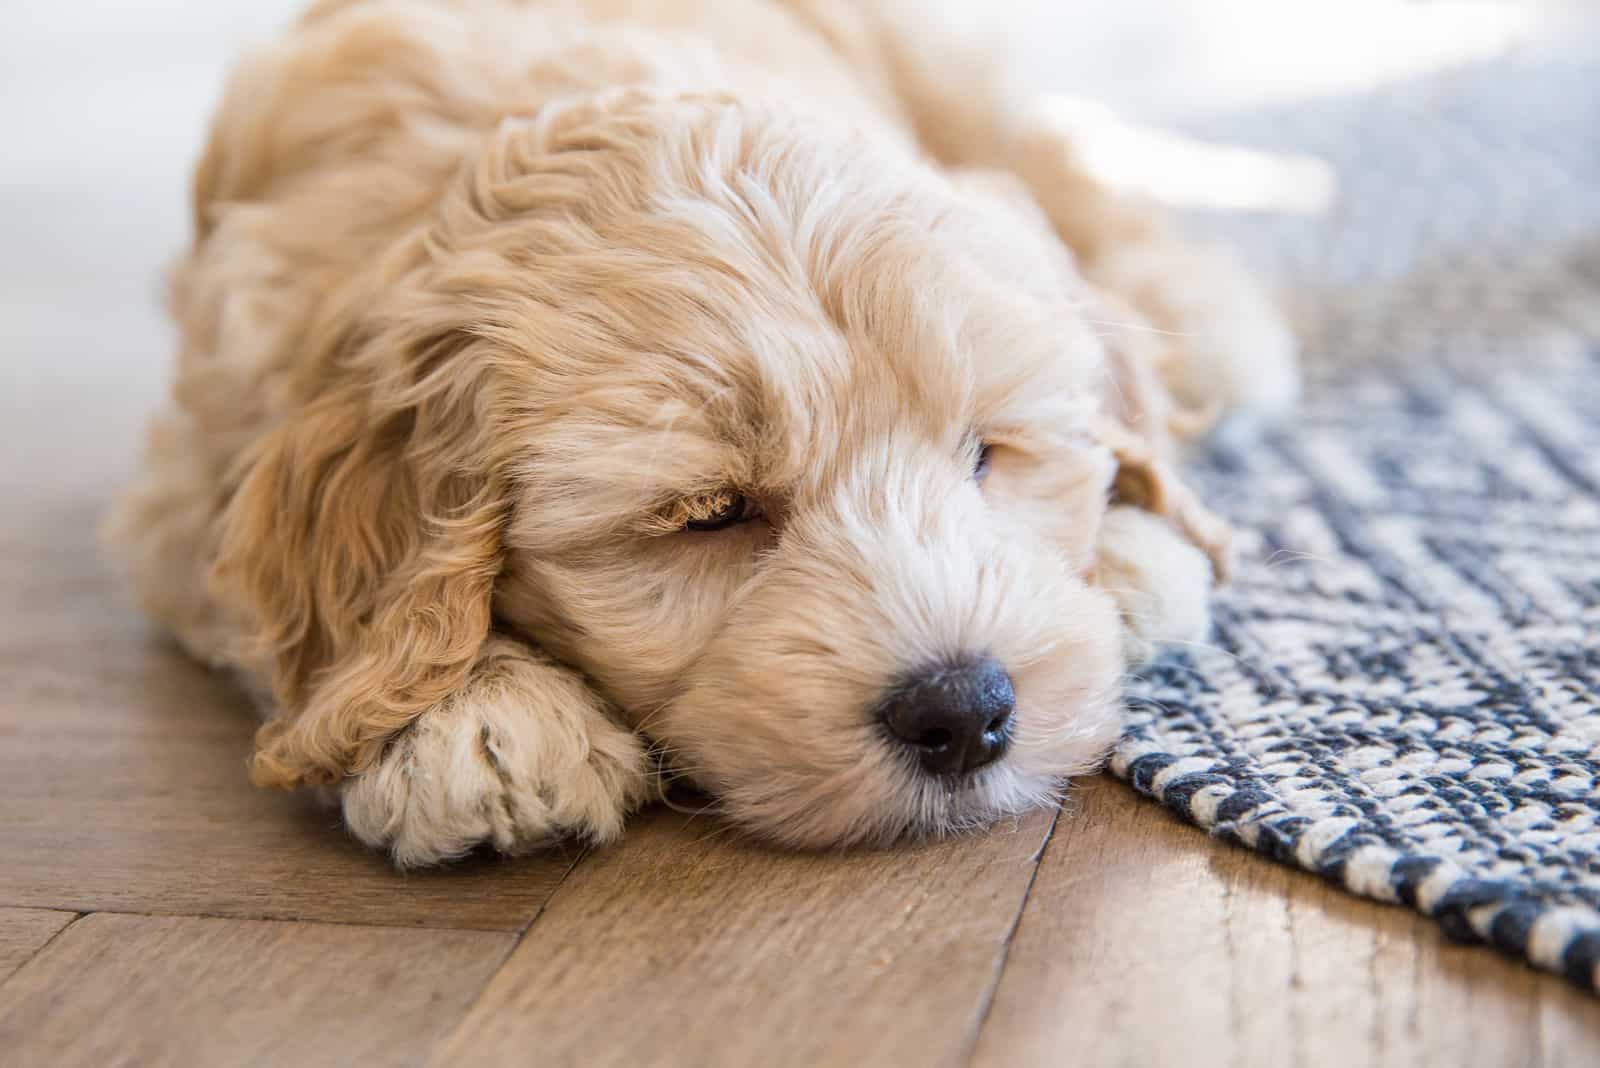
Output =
[{"x1": 1115, "y1": 41, "x2": 1600, "y2": 991}]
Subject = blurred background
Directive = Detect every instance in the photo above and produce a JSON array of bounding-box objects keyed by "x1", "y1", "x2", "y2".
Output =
[{"x1": 2, "y1": 0, "x2": 1596, "y2": 490}]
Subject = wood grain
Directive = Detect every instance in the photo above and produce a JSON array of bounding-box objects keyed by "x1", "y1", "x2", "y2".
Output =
[
  {"x1": 971, "y1": 780, "x2": 1600, "y2": 1068},
  {"x1": 0, "y1": 494, "x2": 576, "y2": 930},
  {"x1": 7, "y1": 367, "x2": 1600, "y2": 1067},
  {"x1": 0, "y1": 909, "x2": 75, "y2": 985},
  {"x1": 0, "y1": 913, "x2": 514, "y2": 1067},
  {"x1": 431, "y1": 804, "x2": 1056, "y2": 1067}
]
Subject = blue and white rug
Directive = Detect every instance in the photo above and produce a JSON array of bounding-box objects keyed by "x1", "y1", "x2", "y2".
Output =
[{"x1": 1116, "y1": 44, "x2": 1600, "y2": 991}]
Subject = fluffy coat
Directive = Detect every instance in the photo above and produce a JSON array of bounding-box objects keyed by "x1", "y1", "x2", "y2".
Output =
[{"x1": 108, "y1": 0, "x2": 1297, "y2": 864}]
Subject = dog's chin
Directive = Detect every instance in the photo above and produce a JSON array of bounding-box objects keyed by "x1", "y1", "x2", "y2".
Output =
[{"x1": 667, "y1": 693, "x2": 1123, "y2": 850}]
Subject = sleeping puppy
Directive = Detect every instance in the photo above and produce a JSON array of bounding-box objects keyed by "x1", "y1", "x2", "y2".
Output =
[{"x1": 108, "y1": 0, "x2": 1297, "y2": 865}]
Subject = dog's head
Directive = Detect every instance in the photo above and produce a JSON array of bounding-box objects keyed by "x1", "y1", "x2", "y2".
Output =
[{"x1": 220, "y1": 93, "x2": 1207, "y2": 846}]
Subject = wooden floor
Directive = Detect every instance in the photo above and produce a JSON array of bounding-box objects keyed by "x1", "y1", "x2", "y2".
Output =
[
  {"x1": 4, "y1": 3, "x2": 1599, "y2": 1065},
  {"x1": 2, "y1": 457, "x2": 1598, "y2": 1065}
]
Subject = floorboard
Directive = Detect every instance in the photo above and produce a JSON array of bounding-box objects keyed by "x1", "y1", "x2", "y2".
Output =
[
  {"x1": 0, "y1": 913, "x2": 513, "y2": 1068},
  {"x1": 971, "y1": 780, "x2": 1600, "y2": 1068},
  {"x1": 0, "y1": 497, "x2": 576, "y2": 931},
  {"x1": 431, "y1": 804, "x2": 1055, "y2": 1067},
  {"x1": 0, "y1": 909, "x2": 76, "y2": 986}
]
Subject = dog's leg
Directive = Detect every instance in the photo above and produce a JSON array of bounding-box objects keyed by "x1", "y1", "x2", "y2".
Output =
[
  {"x1": 981, "y1": 115, "x2": 1299, "y2": 424},
  {"x1": 783, "y1": 0, "x2": 1298, "y2": 423},
  {"x1": 1092, "y1": 505, "x2": 1213, "y2": 665},
  {"x1": 989, "y1": 121, "x2": 1300, "y2": 425},
  {"x1": 340, "y1": 637, "x2": 650, "y2": 867},
  {"x1": 1064, "y1": 217, "x2": 1301, "y2": 426}
]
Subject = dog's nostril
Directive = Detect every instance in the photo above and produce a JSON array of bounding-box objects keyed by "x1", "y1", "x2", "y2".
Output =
[{"x1": 879, "y1": 655, "x2": 1016, "y2": 777}]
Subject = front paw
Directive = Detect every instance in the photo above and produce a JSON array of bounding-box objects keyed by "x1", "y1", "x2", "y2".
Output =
[
  {"x1": 340, "y1": 646, "x2": 649, "y2": 866},
  {"x1": 1094, "y1": 505, "x2": 1214, "y2": 665}
]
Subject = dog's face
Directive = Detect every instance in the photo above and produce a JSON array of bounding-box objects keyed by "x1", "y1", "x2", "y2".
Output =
[
  {"x1": 227, "y1": 93, "x2": 1128, "y2": 845},
  {"x1": 477, "y1": 97, "x2": 1126, "y2": 845}
]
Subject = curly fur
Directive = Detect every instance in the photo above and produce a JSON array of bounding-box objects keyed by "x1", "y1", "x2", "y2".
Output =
[{"x1": 106, "y1": 0, "x2": 1296, "y2": 864}]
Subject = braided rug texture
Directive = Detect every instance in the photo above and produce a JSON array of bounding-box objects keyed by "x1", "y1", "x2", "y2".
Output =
[{"x1": 1114, "y1": 42, "x2": 1600, "y2": 991}]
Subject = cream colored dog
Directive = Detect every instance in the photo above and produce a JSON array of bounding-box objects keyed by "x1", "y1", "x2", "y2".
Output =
[{"x1": 108, "y1": 0, "x2": 1297, "y2": 865}]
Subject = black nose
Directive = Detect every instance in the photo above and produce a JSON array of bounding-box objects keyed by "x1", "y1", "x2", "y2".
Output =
[{"x1": 879, "y1": 655, "x2": 1015, "y2": 776}]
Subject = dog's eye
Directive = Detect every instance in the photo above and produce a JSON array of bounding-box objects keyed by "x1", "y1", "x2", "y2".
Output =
[
  {"x1": 974, "y1": 443, "x2": 995, "y2": 480},
  {"x1": 682, "y1": 490, "x2": 757, "y2": 532}
]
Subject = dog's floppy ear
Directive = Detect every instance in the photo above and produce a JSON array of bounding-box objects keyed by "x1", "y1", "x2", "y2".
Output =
[
  {"x1": 216, "y1": 88, "x2": 704, "y2": 790},
  {"x1": 215, "y1": 88, "x2": 741, "y2": 789},
  {"x1": 215, "y1": 315, "x2": 509, "y2": 790},
  {"x1": 1091, "y1": 292, "x2": 1235, "y2": 581}
]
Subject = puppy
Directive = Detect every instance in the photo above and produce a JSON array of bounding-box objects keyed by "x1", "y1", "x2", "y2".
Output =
[{"x1": 108, "y1": 0, "x2": 1296, "y2": 865}]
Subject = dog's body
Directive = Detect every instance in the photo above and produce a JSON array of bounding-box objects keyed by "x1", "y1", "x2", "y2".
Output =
[{"x1": 110, "y1": 0, "x2": 1297, "y2": 864}]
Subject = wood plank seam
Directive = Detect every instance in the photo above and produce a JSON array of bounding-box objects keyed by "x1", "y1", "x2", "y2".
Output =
[
  {"x1": 0, "y1": 913, "x2": 521, "y2": 1066},
  {"x1": 957, "y1": 804, "x2": 1064, "y2": 1067},
  {"x1": 514, "y1": 848, "x2": 590, "y2": 935},
  {"x1": 0, "y1": 902, "x2": 549, "y2": 934},
  {"x1": 416, "y1": 843, "x2": 594, "y2": 1060},
  {"x1": 418, "y1": 925, "x2": 528, "y2": 1064},
  {"x1": 0, "y1": 910, "x2": 82, "y2": 991}
]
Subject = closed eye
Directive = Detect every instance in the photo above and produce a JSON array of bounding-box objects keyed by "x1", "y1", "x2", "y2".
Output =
[
  {"x1": 682, "y1": 491, "x2": 759, "y2": 532},
  {"x1": 974, "y1": 442, "x2": 995, "y2": 481}
]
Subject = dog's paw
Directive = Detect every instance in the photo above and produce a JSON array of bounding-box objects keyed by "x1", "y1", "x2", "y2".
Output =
[
  {"x1": 1090, "y1": 242, "x2": 1300, "y2": 423},
  {"x1": 340, "y1": 644, "x2": 649, "y2": 866},
  {"x1": 1093, "y1": 505, "x2": 1214, "y2": 665}
]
